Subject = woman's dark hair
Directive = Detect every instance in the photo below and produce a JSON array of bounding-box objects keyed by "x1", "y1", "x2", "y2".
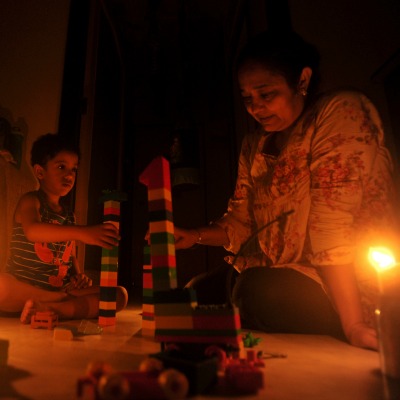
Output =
[
  {"x1": 31, "y1": 133, "x2": 80, "y2": 167},
  {"x1": 236, "y1": 30, "x2": 320, "y2": 97}
]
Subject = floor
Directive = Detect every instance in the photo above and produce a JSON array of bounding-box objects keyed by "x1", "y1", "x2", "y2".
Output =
[{"x1": 0, "y1": 303, "x2": 394, "y2": 400}]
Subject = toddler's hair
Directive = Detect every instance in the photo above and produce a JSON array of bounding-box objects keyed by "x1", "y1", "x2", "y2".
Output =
[{"x1": 31, "y1": 133, "x2": 80, "y2": 167}]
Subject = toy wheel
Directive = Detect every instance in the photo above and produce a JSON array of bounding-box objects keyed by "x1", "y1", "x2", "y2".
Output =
[
  {"x1": 205, "y1": 345, "x2": 227, "y2": 367},
  {"x1": 86, "y1": 360, "x2": 113, "y2": 381},
  {"x1": 158, "y1": 368, "x2": 189, "y2": 400},
  {"x1": 139, "y1": 357, "x2": 163, "y2": 373},
  {"x1": 98, "y1": 373, "x2": 130, "y2": 400}
]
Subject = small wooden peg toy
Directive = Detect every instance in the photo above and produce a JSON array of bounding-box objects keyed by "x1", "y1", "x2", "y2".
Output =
[{"x1": 31, "y1": 311, "x2": 58, "y2": 330}]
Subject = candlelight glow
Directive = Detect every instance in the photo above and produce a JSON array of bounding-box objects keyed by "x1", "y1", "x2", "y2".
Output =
[{"x1": 368, "y1": 247, "x2": 397, "y2": 271}]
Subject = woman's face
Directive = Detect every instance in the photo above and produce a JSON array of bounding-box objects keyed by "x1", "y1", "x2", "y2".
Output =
[{"x1": 238, "y1": 62, "x2": 308, "y2": 132}]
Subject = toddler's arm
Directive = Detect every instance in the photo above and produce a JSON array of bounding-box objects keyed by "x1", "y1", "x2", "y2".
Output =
[{"x1": 15, "y1": 192, "x2": 120, "y2": 249}]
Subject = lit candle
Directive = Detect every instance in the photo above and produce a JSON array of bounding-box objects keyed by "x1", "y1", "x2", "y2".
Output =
[
  {"x1": 368, "y1": 247, "x2": 399, "y2": 295},
  {"x1": 368, "y1": 247, "x2": 400, "y2": 383}
]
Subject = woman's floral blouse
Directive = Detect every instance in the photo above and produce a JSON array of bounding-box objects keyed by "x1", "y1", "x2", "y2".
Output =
[{"x1": 216, "y1": 90, "x2": 397, "y2": 324}]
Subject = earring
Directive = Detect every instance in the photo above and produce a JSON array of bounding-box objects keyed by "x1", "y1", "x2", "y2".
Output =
[{"x1": 299, "y1": 87, "x2": 308, "y2": 96}]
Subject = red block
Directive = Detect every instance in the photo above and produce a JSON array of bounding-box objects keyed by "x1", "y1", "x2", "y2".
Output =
[
  {"x1": 139, "y1": 156, "x2": 171, "y2": 190},
  {"x1": 104, "y1": 207, "x2": 121, "y2": 215},
  {"x1": 151, "y1": 255, "x2": 176, "y2": 268},
  {"x1": 193, "y1": 314, "x2": 241, "y2": 330},
  {"x1": 225, "y1": 364, "x2": 264, "y2": 393},
  {"x1": 143, "y1": 273, "x2": 153, "y2": 289}
]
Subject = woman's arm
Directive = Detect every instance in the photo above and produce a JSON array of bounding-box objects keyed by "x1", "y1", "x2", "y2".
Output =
[
  {"x1": 308, "y1": 92, "x2": 392, "y2": 350},
  {"x1": 319, "y1": 264, "x2": 378, "y2": 350},
  {"x1": 174, "y1": 224, "x2": 230, "y2": 250}
]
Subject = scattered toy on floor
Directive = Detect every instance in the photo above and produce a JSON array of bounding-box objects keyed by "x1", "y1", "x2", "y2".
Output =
[{"x1": 30, "y1": 311, "x2": 58, "y2": 330}]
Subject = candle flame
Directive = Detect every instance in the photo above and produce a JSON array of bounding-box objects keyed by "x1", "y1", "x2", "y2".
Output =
[{"x1": 368, "y1": 247, "x2": 397, "y2": 271}]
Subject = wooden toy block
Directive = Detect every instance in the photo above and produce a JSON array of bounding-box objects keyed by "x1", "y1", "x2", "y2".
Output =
[
  {"x1": 148, "y1": 209, "x2": 173, "y2": 223},
  {"x1": 152, "y1": 269, "x2": 177, "y2": 283},
  {"x1": 149, "y1": 232, "x2": 175, "y2": 245},
  {"x1": 31, "y1": 311, "x2": 58, "y2": 329},
  {"x1": 100, "y1": 278, "x2": 118, "y2": 287},
  {"x1": 142, "y1": 304, "x2": 154, "y2": 314},
  {"x1": 147, "y1": 188, "x2": 172, "y2": 202},
  {"x1": 139, "y1": 156, "x2": 171, "y2": 189},
  {"x1": 99, "y1": 301, "x2": 117, "y2": 310},
  {"x1": 142, "y1": 313, "x2": 155, "y2": 322},
  {"x1": 192, "y1": 314, "x2": 241, "y2": 330},
  {"x1": 150, "y1": 254, "x2": 176, "y2": 268},
  {"x1": 155, "y1": 333, "x2": 242, "y2": 346},
  {"x1": 148, "y1": 198, "x2": 173, "y2": 212},
  {"x1": 155, "y1": 316, "x2": 194, "y2": 330},
  {"x1": 100, "y1": 287, "x2": 117, "y2": 302},
  {"x1": 142, "y1": 293, "x2": 154, "y2": 304},
  {"x1": 150, "y1": 243, "x2": 175, "y2": 257},
  {"x1": 54, "y1": 326, "x2": 74, "y2": 340},
  {"x1": 103, "y1": 200, "x2": 121, "y2": 214},
  {"x1": 149, "y1": 220, "x2": 174, "y2": 233},
  {"x1": 101, "y1": 256, "x2": 119, "y2": 267},
  {"x1": 100, "y1": 270, "x2": 118, "y2": 281},
  {"x1": 154, "y1": 303, "x2": 196, "y2": 316},
  {"x1": 143, "y1": 272, "x2": 153, "y2": 289},
  {"x1": 100, "y1": 270, "x2": 118, "y2": 279},
  {"x1": 225, "y1": 363, "x2": 264, "y2": 394}
]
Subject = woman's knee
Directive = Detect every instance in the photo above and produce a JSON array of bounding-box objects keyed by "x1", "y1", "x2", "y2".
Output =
[{"x1": 116, "y1": 286, "x2": 128, "y2": 311}]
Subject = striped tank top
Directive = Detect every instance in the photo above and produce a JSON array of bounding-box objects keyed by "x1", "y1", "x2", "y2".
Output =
[{"x1": 6, "y1": 191, "x2": 75, "y2": 291}]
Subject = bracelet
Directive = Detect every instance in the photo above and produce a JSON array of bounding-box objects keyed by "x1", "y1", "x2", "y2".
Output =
[{"x1": 196, "y1": 229, "x2": 202, "y2": 244}]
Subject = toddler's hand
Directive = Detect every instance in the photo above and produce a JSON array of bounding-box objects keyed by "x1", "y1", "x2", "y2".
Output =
[
  {"x1": 82, "y1": 223, "x2": 120, "y2": 248},
  {"x1": 70, "y1": 273, "x2": 93, "y2": 289}
]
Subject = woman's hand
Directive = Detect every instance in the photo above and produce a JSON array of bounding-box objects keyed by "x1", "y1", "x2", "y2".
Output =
[
  {"x1": 173, "y1": 227, "x2": 198, "y2": 249},
  {"x1": 144, "y1": 227, "x2": 198, "y2": 249},
  {"x1": 347, "y1": 322, "x2": 378, "y2": 351}
]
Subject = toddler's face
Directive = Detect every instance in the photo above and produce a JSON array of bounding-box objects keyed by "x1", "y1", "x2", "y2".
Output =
[{"x1": 37, "y1": 151, "x2": 79, "y2": 197}]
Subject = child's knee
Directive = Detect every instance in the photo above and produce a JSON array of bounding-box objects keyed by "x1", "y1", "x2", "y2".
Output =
[{"x1": 116, "y1": 286, "x2": 128, "y2": 311}]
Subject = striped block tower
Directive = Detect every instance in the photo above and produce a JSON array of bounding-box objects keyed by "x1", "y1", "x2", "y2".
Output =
[
  {"x1": 98, "y1": 191, "x2": 126, "y2": 327},
  {"x1": 139, "y1": 156, "x2": 177, "y2": 292},
  {"x1": 139, "y1": 156, "x2": 241, "y2": 349},
  {"x1": 141, "y1": 244, "x2": 155, "y2": 336},
  {"x1": 139, "y1": 156, "x2": 179, "y2": 336}
]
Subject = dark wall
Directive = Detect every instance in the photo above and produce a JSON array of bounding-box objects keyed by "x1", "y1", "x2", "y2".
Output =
[{"x1": 59, "y1": 0, "x2": 274, "y2": 299}]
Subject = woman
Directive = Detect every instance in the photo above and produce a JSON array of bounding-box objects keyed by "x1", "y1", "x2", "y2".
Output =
[{"x1": 173, "y1": 30, "x2": 397, "y2": 350}]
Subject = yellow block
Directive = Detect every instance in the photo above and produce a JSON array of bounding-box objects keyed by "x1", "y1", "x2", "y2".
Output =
[
  {"x1": 53, "y1": 327, "x2": 74, "y2": 341},
  {"x1": 150, "y1": 220, "x2": 174, "y2": 233},
  {"x1": 148, "y1": 188, "x2": 172, "y2": 202},
  {"x1": 142, "y1": 304, "x2": 155, "y2": 314},
  {"x1": 99, "y1": 301, "x2": 117, "y2": 310}
]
